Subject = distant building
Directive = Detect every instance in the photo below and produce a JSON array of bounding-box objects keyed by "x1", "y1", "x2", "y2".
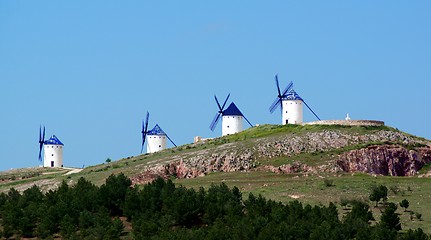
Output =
[
  {"x1": 43, "y1": 135, "x2": 64, "y2": 168},
  {"x1": 194, "y1": 136, "x2": 212, "y2": 143},
  {"x1": 282, "y1": 89, "x2": 304, "y2": 125},
  {"x1": 222, "y1": 103, "x2": 245, "y2": 136},
  {"x1": 146, "y1": 125, "x2": 167, "y2": 153},
  {"x1": 270, "y1": 78, "x2": 320, "y2": 125},
  {"x1": 210, "y1": 94, "x2": 253, "y2": 137}
]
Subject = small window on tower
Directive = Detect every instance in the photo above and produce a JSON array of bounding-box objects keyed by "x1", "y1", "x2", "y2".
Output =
[
  {"x1": 159, "y1": 145, "x2": 161, "y2": 148},
  {"x1": 52, "y1": 154, "x2": 54, "y2": 156}
]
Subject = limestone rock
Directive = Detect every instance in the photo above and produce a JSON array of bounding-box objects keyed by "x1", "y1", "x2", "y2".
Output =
[
  {"x1": 336, "y1": 145, "x2": 431, "y2": 176},
  {"x1": 130, "y1": 129, "x2": 431, "y2": 185}
]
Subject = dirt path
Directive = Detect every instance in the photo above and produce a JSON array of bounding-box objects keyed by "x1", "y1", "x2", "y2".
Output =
[{"x1": 63, "y1": 168, "x2": 83, "y2": 175}]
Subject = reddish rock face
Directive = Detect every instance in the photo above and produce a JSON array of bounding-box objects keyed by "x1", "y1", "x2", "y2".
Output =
[
  {"x1": 130, "y1": 129, "x2": 431, "y2": 185},
  {"x1": 130, "y1": 152, "x2": 255, "y2": 185},
  {"x1": 336, "y1": 145, "x2": 431, "y2": 176}
]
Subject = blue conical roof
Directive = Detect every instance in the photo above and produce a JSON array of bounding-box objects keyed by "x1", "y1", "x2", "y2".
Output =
[
  {"x1": 223, "y1": 102, "x2": 244, "y2": 116},
  {"x1": 44, "y1": 135, "x2": 64, "y2": 145},
  {"x1": 283, "y1": 89, "x2": 303, "y2": 101},
  {"x1": 147, "y1": 124, "x2": 166, "y2": 135}
]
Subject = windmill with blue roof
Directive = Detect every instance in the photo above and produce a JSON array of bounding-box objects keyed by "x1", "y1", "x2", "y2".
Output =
[
  {"x1": 209, "y1": 94, "x2": 253, "y2": 136},
  {"x1": 38, "y1": 126, "x2": 64, "y2": 168},
  {"x1": 141, "y1": 112, "x2": 177, "y2": 154},
  {"x1": 269, "y1": 74, "x2": 321, "y2": 124}
]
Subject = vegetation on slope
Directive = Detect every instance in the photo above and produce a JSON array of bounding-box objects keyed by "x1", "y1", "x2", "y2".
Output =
[
  {"x1": 1, "y1": 124, "x2": 421, "y2": 188},
  {"x1": 0, "y1": 174, "x2": 429, "y2": 239},
  {"x1": 1, "y1": 124, "x2": 431, "y2": 234},
  {"x1": 176, "y1": 171, "x2": 431, "y2": 234},
  {"x1": 210, "y1": 124, "x2": 395, "y2": 144}
]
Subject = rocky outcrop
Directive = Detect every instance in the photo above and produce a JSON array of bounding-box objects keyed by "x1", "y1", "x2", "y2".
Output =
[
  {"x1": 130, "y1": 165, "x2": 167, "y2": 185},
  {"x1": 336, "y1": 145, "x2": 431, "y2": 176},
  {"x1": 262, "y1": 162, "x2": 314, "y2": 174},
  {"x1": 254, "y1": 130, "x2": 419, "y2": 159},
  {"x1": 130, "y1": 129, "x2": 431, "y2": 185},
  {"x1": 131, "y1": 150, "x2": 255, "y2": 185},
  {"x1": 304, "y1": 120, "x2": 384, "y2": 126}
]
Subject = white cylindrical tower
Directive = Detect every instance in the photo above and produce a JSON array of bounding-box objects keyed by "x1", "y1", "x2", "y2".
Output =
[
  {"x1": 282, "y1": 90, "x2": 303, "y2": 125},
  {"x1": 43, "y1": 135, "x2": 64, "y2": 168},
  {"x1": 146, "y1": 124, "x2": 167, "y2": 153},
  {"x1": 221, "y1": 102, "x2": 245, "y2": 136},
  {"x1": 222, "y1": 115, "x2": 243, "y2": 136}
]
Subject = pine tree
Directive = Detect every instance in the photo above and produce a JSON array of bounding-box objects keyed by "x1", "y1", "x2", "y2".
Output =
[
  {"x1": 380, "y1": 202, "x2": 401, "y2": 231},
  {"x1": 399, "y1": 199, "x2": 409, "y2": 212}
]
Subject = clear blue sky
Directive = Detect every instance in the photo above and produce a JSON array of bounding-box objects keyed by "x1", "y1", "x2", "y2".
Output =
[{"x1": 0, "y1": 1, "x2": 430, "y2": 171}]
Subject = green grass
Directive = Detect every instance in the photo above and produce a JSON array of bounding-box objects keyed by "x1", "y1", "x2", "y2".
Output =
[
  {"x1": 0, "y1": 124, "x2": 426, "y2": 192},
  {"x1": 206, "y1": 124, "x2": 395, "y2": 146},
  {"x1": 176, "y1": 171, "x2": 431, "y2": 234},
  {"x1": 257, "y1": 141, "x2": 397, "y2": 167},
  {"x1": 259, "y1": 151, "x2": 334, "y2": 167},
  {"x1": 0, "y1": 172, "x2": 66, "y2": 191},
  {"x1": 419, "y1": 163, "x2": 431, "y2": 174},
  {"x1": 1, "y1": 123, "x2": 429, "y2": 233}
]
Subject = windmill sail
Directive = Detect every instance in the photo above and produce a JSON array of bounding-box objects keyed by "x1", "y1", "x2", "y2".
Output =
[
  {"x1": 269, "y1": 74, "x2": 293, "y2": 113},
  {"x1": 141, "y1": 111, "x2": 150, "y2": 153},
  {"x1": 303, "y1": 100, "x2": 321, "y2": 121},
  {"x1": 38, "y1": 126, "x2": 45, "y2": 161},
  {"x1": 209, "y1": 94, "x2": 230, "y2": 131}
]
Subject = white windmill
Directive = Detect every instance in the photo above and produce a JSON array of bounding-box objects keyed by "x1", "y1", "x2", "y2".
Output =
[
  {"x1": 141, "y1": 112, "x2": 176, "y2": 154},
  {"x1": 38, "y1": 126, "x2": 64, "y2": 168},
  {"x1": 269, "y1": 74, "x2": 320, "y2": 124},
  {"x1": 209, "y1": 94, "x2": 253, "y2": 136}
]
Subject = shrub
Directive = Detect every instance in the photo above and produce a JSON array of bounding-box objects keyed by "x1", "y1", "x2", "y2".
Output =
[
  {"x1": 415, "y1": 212, "x2": 422, "y2": 221},
  {"x1": 379, "y1": 202, "x2": 401, "y2": 231},
  {"x1": 369, "y1": 185, "x2": 388, "y2": 207},
  {"x1": 323, "y1": 179, "x2": 335, "y2": 187},
  {"x1": 389, "y1": 185, "x2": 400, "y2": 195},
  {"x1": 399, "y1": 199, "x2": 409, "y2": 212},
  {"x1": 340, "y1": 197, "x2": 349, "y2": 209}
]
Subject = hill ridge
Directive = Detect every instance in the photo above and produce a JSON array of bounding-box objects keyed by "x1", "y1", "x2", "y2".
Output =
[{"x1": 1, "y1": 124, "x2": 430, "y2": 191}]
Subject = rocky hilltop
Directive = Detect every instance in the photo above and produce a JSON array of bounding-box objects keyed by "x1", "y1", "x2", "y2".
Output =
[
  {"x1": 3, "y1": 124, "x2": 431, "y2": 234},
  {"x1": 130, "y1": 125, "x2": 431, "y2": 185},
  {"x1": 1, "y1": 124, "x2": 430, "y2": 192}
]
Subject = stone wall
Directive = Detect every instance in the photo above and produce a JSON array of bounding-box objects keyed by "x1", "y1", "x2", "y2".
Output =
[{"x1": 303, "y1": 120, "x2": 384, "y2": 126}]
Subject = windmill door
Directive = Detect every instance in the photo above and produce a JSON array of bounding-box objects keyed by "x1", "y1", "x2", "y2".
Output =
[{"x1": 51, "y1": 161, "x2": 54, "y2": 167}]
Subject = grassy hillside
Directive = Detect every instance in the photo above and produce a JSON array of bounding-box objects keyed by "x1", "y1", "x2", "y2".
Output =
[
  {"x1": 176, "y1": 171, "x2": 431, "y2": 233},
  {"x1": 1, "y1": 124, "x2": 431, "y2": 233}
]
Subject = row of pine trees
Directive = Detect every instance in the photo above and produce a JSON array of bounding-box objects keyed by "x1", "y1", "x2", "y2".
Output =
[{"x1": 0, "y1": 173, "x2": 429, "y2": 239}]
